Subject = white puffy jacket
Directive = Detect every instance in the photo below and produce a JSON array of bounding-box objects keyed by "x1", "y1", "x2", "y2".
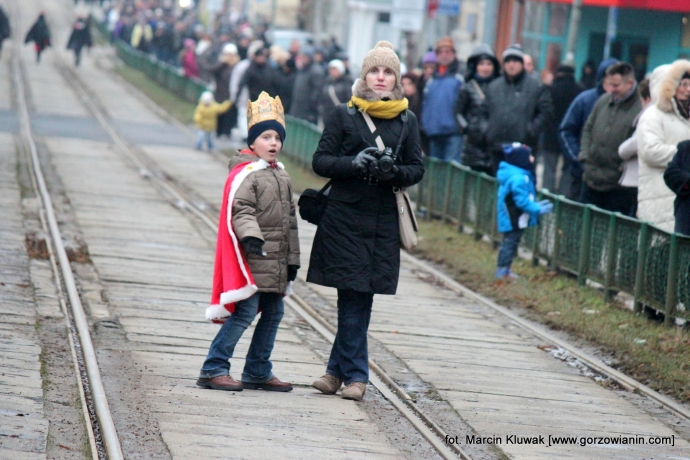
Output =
[{"x1": 637, "y1": 60, "x2": 690, "y2": 232}]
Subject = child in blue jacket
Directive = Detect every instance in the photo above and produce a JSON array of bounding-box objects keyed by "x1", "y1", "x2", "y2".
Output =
[{"x1": 496, "y1": 143, "x2": 552, "y2": 278}]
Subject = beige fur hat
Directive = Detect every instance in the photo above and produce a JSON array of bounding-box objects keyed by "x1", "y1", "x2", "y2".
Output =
[{"x1": 360, "y1": 41, "x2": 401, "y2": 85}]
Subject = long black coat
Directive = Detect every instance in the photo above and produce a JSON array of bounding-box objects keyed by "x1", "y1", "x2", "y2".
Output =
[
  {"x1": 663, "y1": 142, "x2": 690, "y2": 235},
  {"x1": 0, "y1": 7, "x2": 10, "y2": 43},
  {"x1": 306, "y1": 104, "x2": 425, "y2": 294},
  {"x1": 25, "y1": 15, "x2": 50, "y2": 50},
  {"x1": 542, "y1": 73, "x2": 582, "y2": 152},
  {"x1": 67, "y1": 20, "x2": 92, "y2": 51}
]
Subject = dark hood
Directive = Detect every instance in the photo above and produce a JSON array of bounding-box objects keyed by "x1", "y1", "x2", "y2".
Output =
[
  {"x1": 466, "y1": 44, "x2": 500, "y2": 81},
  {"x1": 596, "y1": 58, "x2": 619, "y2": 94}
]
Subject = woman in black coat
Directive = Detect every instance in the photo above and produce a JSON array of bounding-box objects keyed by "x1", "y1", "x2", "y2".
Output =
[
  {"x1": 308, "y1": 41, "x2": 424, "y2": 401},
  {"x1": 455, "y1": 44, "x2": 500, "y2": 175}
]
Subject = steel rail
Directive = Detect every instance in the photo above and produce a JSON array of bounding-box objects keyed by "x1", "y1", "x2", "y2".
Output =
[
  {"x1": 11, "y1": 10, "x2": 124, "y2": 460},
  {"x1": 15, "y1": 132, "x2": 100, "y2": 460},
  {"x1": 399, "y1": 251, "x2": 690, "y2": 422}
]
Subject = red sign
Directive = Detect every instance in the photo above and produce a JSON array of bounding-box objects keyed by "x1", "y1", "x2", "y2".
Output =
[
  {"x1": 533, "y1": 0, "x2": 690, "y2": 13},
  {"x1": 427, "y1": 0, "x2": 440, "y2": 17}
]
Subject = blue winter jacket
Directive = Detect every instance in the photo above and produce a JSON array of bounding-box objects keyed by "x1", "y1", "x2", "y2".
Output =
[
  {"x1": 421, "y1": 60, "x2": 464, "y2": 137},
  {"x1": 496, "y1": 162, "x2": 541, "y2": 233},
  {"x1": 558, "y1": 58, "x2": 618, "y2": 163}
]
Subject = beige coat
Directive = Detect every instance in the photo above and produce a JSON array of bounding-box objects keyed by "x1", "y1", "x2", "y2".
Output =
[
  {"x1": 230, "y1": 152, "x2": 300, "y2": 293},
  {"x1": 637, "y1": 60, "x2": 690, "y2": 231}
]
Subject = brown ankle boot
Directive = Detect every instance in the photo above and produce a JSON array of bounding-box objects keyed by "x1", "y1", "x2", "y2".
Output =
[
  {"x1": 341, "y1": 382, "x2": 366, "y2": 401},
  {"x1": 196, "y1": 375, "x2": 243, "y2": 391},
  {"x1": 311, "y1": 374, "x2": 342, "y2": 395}
]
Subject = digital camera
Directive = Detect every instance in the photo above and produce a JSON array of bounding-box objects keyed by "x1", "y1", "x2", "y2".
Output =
[{"x1": 371, "y1": 147, "x2": 396, "y2": 174}]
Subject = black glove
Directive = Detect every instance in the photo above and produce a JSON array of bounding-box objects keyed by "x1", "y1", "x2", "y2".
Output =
[
  {"x1": 352, "y1": 147, "x2": 379, "y2": 173},
  {"x1": 241, "y1": 237, "x2": 264, "y2": 256},
  {"x1": 369, "y1": 162, "x2": 399, "y2": 181},
  {"x1": 287, "y1": 265, "x2": 299, "y2": 282}
]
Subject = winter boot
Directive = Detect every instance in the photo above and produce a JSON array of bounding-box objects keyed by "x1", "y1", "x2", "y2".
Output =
[
  {"x1": 341, "y1": 382, "x2": 367, "y2": 401},
  {"x1": 311, "y1": 374, "x2": 342, "y2": 395}
]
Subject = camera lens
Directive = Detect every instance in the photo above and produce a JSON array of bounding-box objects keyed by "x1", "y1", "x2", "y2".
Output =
[{"x1": 379, "y1": 156, "x2": 394, "y2": 173}]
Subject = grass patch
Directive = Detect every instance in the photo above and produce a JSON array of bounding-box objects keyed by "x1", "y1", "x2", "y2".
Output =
[
  {"x1": 114, "y1": 65, "x2": 196, "y2": 125},
  {"x1": 412, "y1": 219, "x2": 690, "y2": 402}
]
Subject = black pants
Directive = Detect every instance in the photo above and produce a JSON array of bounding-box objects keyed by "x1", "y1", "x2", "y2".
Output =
[{"x1": 580, "y1": 185, "x2": 638, "y2": 217}]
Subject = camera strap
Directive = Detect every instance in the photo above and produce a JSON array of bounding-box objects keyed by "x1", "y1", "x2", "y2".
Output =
[{"x1": 356, "y1": 110, "x2": 408, "y2": 157}]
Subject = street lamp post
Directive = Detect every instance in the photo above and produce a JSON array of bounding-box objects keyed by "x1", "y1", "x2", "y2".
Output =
[{"x1": 564, "y1": 0, "x2": 582, "y2": 64}]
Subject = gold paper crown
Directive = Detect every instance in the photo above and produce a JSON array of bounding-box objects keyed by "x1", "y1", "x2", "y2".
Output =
[{"x1": 246, "y1": 92, "x2": 285, "y2": 130}]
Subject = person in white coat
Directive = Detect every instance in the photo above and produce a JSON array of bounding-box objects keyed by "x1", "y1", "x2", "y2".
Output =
[{"x1": 637, "y1": 60, "x2": 690, "y2": 231}]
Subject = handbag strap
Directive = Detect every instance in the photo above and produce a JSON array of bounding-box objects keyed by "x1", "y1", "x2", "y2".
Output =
[{"x1": 317, "y1": 179, "x2": 333, "y2": 196}]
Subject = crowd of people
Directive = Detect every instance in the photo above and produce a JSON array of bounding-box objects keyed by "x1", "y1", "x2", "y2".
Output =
[{"x1": 99, "y1": 3, "x2": 690, "y2": 240}]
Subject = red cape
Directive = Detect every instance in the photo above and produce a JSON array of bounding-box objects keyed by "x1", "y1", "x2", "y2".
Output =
[{"x1": 206, "y1": 160, "x2": 266, "y2": 323}]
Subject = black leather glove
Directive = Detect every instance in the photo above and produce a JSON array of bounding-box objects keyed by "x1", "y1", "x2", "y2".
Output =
[
  {"x1": 369, "y1": 162, "x2": 399, "y2": 181},
  {"x1": 287, "y1": 265, "x2": 299, "y2": 282},
  {"x1": 241, "y1": 237, "x2": 264, "y2": 256},
  {"x1": 352, "y1": 147, "x2": 379, "y2": 173}
]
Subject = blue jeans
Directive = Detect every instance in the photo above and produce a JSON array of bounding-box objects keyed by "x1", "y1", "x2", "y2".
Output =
[
  {"x1": 196, "y1": 130, "x2": 214, "y2": 150},
  {"x1": 199, "y1": 292, "x2": 284, "y2": 383},
  {"x1": 497, "y1": 229, "x2": 525, "y2": 269},
  {"x1": 428, "y1": 134, "x2": 463, "y2": 162},
  {"x1": 326, "y1": 289, "x2": 374, "y2": 385}
]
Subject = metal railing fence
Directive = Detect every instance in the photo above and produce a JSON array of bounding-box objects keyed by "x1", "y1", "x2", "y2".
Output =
[{"x1": 104, "y1": 18, "x2": 688, "y2": 326}]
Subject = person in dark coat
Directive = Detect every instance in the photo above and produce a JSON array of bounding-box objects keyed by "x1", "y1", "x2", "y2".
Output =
[
  {"x1": 401, "y1": 72, "x2": 421, "y2": 120},
  {"x1": 455, "y1": 43, "x2": 500, "y2": 175},
  {"x1": 239, "y1": 45, "x2": 276, "y2": 103},
  {"x1": 308, "y1": 41, "x2": 424, "y2": 402},
  {"x1": 66, "y1": 16, "x2": 92, "y2": 67},
  {"x1": 663, "y1": 140, "x2": 690, "y2": 235},
  {"x1": 0, "y1": 6, "x2": 10, "y2": 58},
  {"x1": 540, "y1": 64, "x2": 582, "y2": 191},
  {"x1": 275, "y1": 55, "x2": 297, "y2": 118},
  {"x1": 580, "y1": 60, "x2": 597, "y2": 90},
  {"x1": 482, "y1": 44, "x2": 553, "y2": 174},
  {"x1": 318, "y1": 59, "x2": 353, "y2": 123},
  {"x1": 211, "y1": 43, "x2": 240, "y2": 137},
  {"x1": 25, "y1": 13, "x2": 50, "y2": 63},
  {"x1": 559, "y1": 58, "x2": 618, "y2": 200},
  {"x1": 289, "y1": 46, "x2": 325, "y2": 124}
]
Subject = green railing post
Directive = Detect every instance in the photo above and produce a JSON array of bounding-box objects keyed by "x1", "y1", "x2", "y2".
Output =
[
  {"x1": 473, "y1": 173, "x2": 483, "y2": 240},
  {"x1": 664, "y1": 233, "x2": 679, "y2": 326},
  {"x1": 490, "y1": 180, "x2": 499, "y2": 248},
  {"x1": 456, "y1": 168, "x2": 467, "y2": 232},
  {"x1": 633, "y1": 222, "x2": 650, "y2": 314},
  {"x1": 441, "y1": 165, "x2": 453, "y2": 221},
  {"x1": 578, "y1": 206, "x2": 593, "y2": 286},
  {"x1": 604, "y1": 213, "x2": 619, "y2": 301},
  {"x1": 425, "y1": 160, "x2": 435, "y2": 221},
  {"x1": 550, "y1": 198, "x2": 562, "y2": 269},
  {"x1": 530, "y1": 189, "x2": 544, "y2": 266}
]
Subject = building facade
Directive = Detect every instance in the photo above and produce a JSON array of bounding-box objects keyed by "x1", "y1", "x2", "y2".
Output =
[{"x1": 510, "y1": 0, "x2": 690, "y2": 79}]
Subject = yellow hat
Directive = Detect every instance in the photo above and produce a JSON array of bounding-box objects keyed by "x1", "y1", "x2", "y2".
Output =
[{"x1": 246, "y1": 91, "x2": 285, "y2": 131}]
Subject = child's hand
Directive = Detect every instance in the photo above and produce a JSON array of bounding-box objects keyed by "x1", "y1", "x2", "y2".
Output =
[
  {"x1": 241, "y1": 237, "x2": 265, "y2": 256},
  {"x1": 538, "y1": 201, "x2": 553, "y2": 215}
]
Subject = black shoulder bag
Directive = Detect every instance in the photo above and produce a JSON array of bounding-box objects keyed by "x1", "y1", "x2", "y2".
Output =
[{"x1": 297, "y1": 179, "x2": 332, "y2": 225}]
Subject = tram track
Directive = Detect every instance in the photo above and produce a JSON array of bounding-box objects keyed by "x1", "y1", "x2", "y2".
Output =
[
  {"x1": 13, "y1": 5, "x2": 690, "y2": 458},
  {"x1": 10, "y1": 2, "x2": 122, "y2": 459}
]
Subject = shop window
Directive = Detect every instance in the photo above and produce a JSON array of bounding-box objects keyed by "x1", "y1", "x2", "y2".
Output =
[
  {"x1": 522, "y1": 37, "x2": 541, "y2": 67},
  {"x1": 545, "y1": 42, "x2": 562, "y2": 73},
  {"x1": 548, "y1": 4, "x2": 568, "y2": 37},
  {"x1": 682, "y1": 16, "x2": 690, "y2": 49},
  {"x1": 524, "y1": 2, "x2": 546, "y2": 34}
]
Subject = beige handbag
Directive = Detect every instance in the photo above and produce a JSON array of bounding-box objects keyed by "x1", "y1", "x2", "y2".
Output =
[{"x1": 361, "y1": 112, "x2": 419, "y2": 250}]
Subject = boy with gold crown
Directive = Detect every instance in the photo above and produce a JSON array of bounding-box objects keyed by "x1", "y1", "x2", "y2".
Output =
[{"x1": 197, "y1": 92, "x2": 300, "y2": 392}]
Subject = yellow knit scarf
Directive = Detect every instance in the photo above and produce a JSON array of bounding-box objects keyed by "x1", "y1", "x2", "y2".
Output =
[{"x1": 348, "y1": 96, "x2": 409, "y2": 119}]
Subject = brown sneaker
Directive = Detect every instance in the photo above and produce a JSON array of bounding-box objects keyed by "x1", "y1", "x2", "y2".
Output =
[
  {"x1": 242, "y1": 376, "x2": 293, "y2": 392},
  {"x1": 311, "y1": 374, "x2": 342, "y2": 395},
  {"x1": 196, "y1": 375, "x2": 243, "y2": 391},
  {"x1": 341, "y1": 382, "x2": 367, "y2": 401}
]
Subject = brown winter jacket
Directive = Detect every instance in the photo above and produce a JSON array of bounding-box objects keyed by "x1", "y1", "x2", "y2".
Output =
[{"x1": 229, "y1": 151, "x2": 300, "y2": 293}]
